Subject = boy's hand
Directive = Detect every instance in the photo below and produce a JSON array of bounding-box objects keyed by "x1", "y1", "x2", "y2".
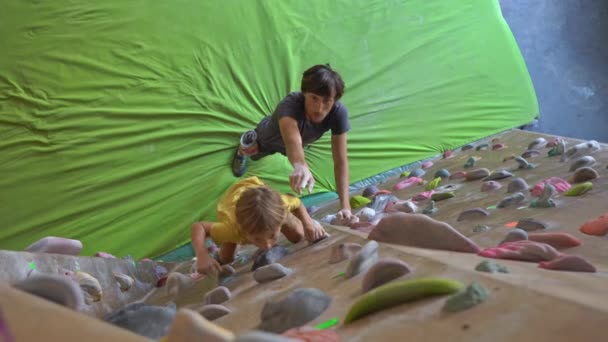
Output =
[
  {"x1": 196, "y1": 255, "x2": 222, "y2": 276},
  {"x1": 303, "y1": 221, "x2": 327, "y2": 242},
  {"x1": 336, "y1": 208, "x2": 356, "y2": 223}
]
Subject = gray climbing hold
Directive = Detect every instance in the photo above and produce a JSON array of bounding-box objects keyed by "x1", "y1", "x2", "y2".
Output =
[
  {"x1": 569, "y1": 156, "x2": 596, "y2": 171},
  {"x1": 24, "y1": 236, "x2": 83, "y2": 255},
  {"x1": 253, "y1": 263, "x2": 293, "y2": 283},
  {"x1": 361, "y1": 258, "x2": 412, "y2": 293},
  {"x1": 368, "y1": 194, "x2": 400, "y2": 213},
  {"x1": 561, "y1": 140, "x2": 600, "y2": 162},
  {"x1": 465, "y1": 168, "x2": 490, "y2": 181},
  {"x1": 457, "y1": 208, "x2": 490, "y2": 221},
  {"x1": 529, "y1": 184, "x2": 556, "y2": 208},
  {"x1": 516, "y1": 218, "x2": 547, "y2": 231},
  {"x1": 443, "y1": 282, "x2": 490, "y2": 312},
  {"x1": 392, "y1": 201, "x2": 417, "y2": 213},
  {"x1": 252, "y1": 246, "x2": 289, "y2": 271},
  {"x1": 473, "y1": 225, "x2": 490, "y2": 233},
  {"x1": 220, "y1": 265, "x2": 237, "y2": 277},
  {"x1": 483, "y1": 170, "x2": 513, "y2": 181},
  {"x1": 408, "y1": 168, "x2": 426, "y2": 178},
  {"x1": 481, "y1": 181, "x2": 502, "y2": 192},
  {"x1": 362, "y1": 185, "x2": 380, "y2": 198},
  {"x1": 356, "y1": 207, "x2": 376, "y2": 222},
  {"x1": 166, "y1": 272, "x2": 195, "y2": 296},
  {"x1": 476, "y1": 143, "x2": 489, "y2": 151},
  {"x1": 200, "y1": 304, "x2": 231, "y2": 321},
  {"x1": 328, "y1": 242, "x2": 362, "y2": 264},
  {"x1": 434, "y1": 183, "x2": 462, "y2": 192},
  {"x1": 521, "y1": 149, "x2": 541, "y2": 158},
  {"x1": 497, "y1": 192, "x2": 526, "y2": 208},
  {"x1": 507, "y1": 177, "x2": 529, "y2": 193},
  {"x1": 13, "y1": 274, "x2": 84, "y2": 311},
  {"x1": 571, "y1": 167, "x2": 599, "y2": 184},
  {"x1": 464, "y1": 157, "x2": 476, "y2": 168},
  {"x1": 461, "y1": 144, "x2": 474, "y2": 151},
  {"x1": 258, "y1": 288, "x2": 331, "y2": 334},
  {"x1": 113, "y1": 272, "x2": 134, "y2": 292},
  {"x1": 422, "y1": 200, "x2": 438, "y2": 216},
  {"x1": 528, "y1": 137, "x2": 547, "y2": 150},
  {"x1": 434, "y1": 168, "x2": 451, "y2": 179},
  {"x1": 204, "y1": 286, "x2": 232, "y2": 305},
  {"x1": 500, "y1": 228, "x2": 528, "y2": 244},
  {"x1": 105, "y1": 302, "x2": 177, "y2": 339},
  {"x1": 345, "y1": 241, "x2": 379, "y2": 279},
  {"x1": 514, "y1": 156, "x2": 536, "y2": 169},
  {"x1": 475, "y1": 260, "x2": 509, "y2": 273}
]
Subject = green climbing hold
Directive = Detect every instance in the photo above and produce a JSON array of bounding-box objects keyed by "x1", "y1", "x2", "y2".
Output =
[
  {"x1": 431, "y1": 191, "x2": 455, "y2": 201},
  {"x1": 464, "y1": 157, "x2": 476, "y2": 168},
  {"x1": 400, "y1": 171, "x2": 411, "y2": 178},
  {"x1": 564, "y1": 182, "x2": 593, "y2": 196},
  {"x1": 350, "y1": 195, "x2": 372, "y2": 209},
  {"x1": 426, "y1": 177, "x2": 442, "y2": 191},
  {"x1": 344, "y1": 278, "x2": 464, "y2": 324},
  {"x1": 443, "y1": 282, "x2": 489, "y2": 312}
]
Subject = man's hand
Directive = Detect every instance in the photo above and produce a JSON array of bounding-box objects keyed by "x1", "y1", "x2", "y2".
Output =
[
  {"x1": 290, "y1": 162, "x2": 314, "y2": 194},
  {"x1": 336, "y1": 208, "x2": 357, "y2": 225},
  {"x1": 196, "y1": 255, "x2": 222, "y2": 276},
  {"x1": 303, "y1": 221, "x2": 327, "y2": 242}
]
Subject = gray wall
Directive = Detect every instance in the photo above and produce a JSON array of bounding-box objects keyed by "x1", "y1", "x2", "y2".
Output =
[{"x1": 500, "y1": 0, "x2": 608, "y2": 142}]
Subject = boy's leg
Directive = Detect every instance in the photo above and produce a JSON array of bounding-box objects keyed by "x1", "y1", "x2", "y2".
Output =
[{"x1": 280, "y1": 213, "x2": 305, "y2": 244}]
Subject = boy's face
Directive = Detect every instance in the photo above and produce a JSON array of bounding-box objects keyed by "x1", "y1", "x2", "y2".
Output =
[
  {"x1": 304, "y1": 92, "x2": 335, "y2": 124},
  {"x1": 247, "y1": 229, "x2": 280, "y2": 250}
]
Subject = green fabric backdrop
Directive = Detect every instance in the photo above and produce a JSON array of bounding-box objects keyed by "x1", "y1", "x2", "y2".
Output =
[{"x1": 0, "y1": 0, "x2": 538, "y2": 258}]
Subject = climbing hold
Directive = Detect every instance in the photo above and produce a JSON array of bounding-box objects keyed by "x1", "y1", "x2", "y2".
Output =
[
  {"x1": 473, "y1": 225, "x2": 490, "y2": 233},
  {"x1": 24, "y1": 237, "x2": 83, "y2": 256},
  {"x1": 95, "y1": 252, "x2": 116, "y2": 259},
  {"x1": 200, "y1": 304, "x2": 232, "y2": 321},
  {"x1": 412, "y1": 191, "x2": 434, "y2": 201},
  {"x1": 356, "y1": 207, "x2": 376, "y2": 222},
  {"x1": 434, "y1": 168, "x2": 451, "y2": 179},
  {"x1": 362, "y1": 185, "x2": 380, "y2": 198},
  {"x1": 253, "y1": 263, "x2": 293, "y2": 283},
  {"x1": 400, "y1": 171, "x2": 411, "y2": 178},
  {"x1": 443, "y1": 150, "x2": 453, "y2": 158},
  {"x1": 443, "y1": 282, "x2": 489, "y2": 313},
  {"x1": 521, "y1": 149, "x2": 541, "y2": 158},
  {"x1": 449, "y1": 171, "x2": 467, "y2": 180},
  {"x1": 252, "y1": 246, "x2": 289, "y2": 271},
  {"x1": 499, "y1": 228, "x2": 528, "y2": 244},
  {"x1": 461, "y1": 144, "x2": 474, "y2": 151},
  {"x1": 465, "y1": 168, "x2": 490, "y2": 181},
  {"x1": 409, "y1": 168, "x2": 426, "y2": 178},
  {"x1": 561, "y1": 140, "x2": 600, "y2": 162},
  {"x1": 478, "y1": 240, "x2": 560, "y2": 262},
  {"x1": 496, "y1": 192, "x2": 526, "y2": 208},
  {"x1": 369, "y1": 213, "x2": 481, "y2": 253},
  {"x1": 539, "y1": 255, "x2": 596, "y2": 273},
  {"x1": 390, "y1": 201, "x2": 418, "y2": 214},
  {"x1": 548, "y1": 140, "x2": 566, "y2": 157},
  {"x1": 435, "y1": 184, "x2": 462, "y2": 193},
  {"x1": 345, "y1": 241, "x2": 379, "y2": 279},
  {"x1": 528, "y1": 137, "x2": 547, "y2": 150},
  {"x1": 422, "y1": 200, "x2": 438, "y2": 216},
  {"x1": 527, "y1": 232, "x2": 582, "y2": 249},
  {"x1": 457, "y1": 208, "x2": 490, "y2": 221},
  {"x1": 529, "y1": 183, "x2": 556, "y2": 208},
  {"x1": 514, "y1": 156, "x2": 536, "y2": 169},
  {"x1": 530, "y1": 177, "x2": 571, "y2": 197},
  {"x1": 75, "y1": 272, "x2": 102, "y2": 304},
  {"x1": 361, "y1": 258, "x2": 412, "y2": 293},
  {"x1": 350, "y1": 195, "x2": 371, "y2": 210},
  {"x1": 481, "y1": 181, "x2": 502, "y2": 192},
  {"x1": 483, "y1": 170, "x2": 513, "y2": 181},
  {"x1": 569, "y1": 156, "x2": 596, "y2": 171},
  {"x1": 220, "y1": 265, "x2": 236, "y2": 277},
  {"x1": 474, "y1": 260, "x2": 509, "y2": 273},
  {"x1": 503, "y1": 154, "x2": 517, "y2": 162},
  {"x1": 106, "y1": 303, "x2": 177, "y2": 339},
  {"x1": 426, "y1": 177, "x2": 442, "y2": 191},
  {"x1": 204, "y1": 286, "x2": 232, "y2": 305},
  {"x1": 166, "y1": 272, "x2": 195, "y2": 296},
  {"x1": 564, "y1": 182, "x2": 592, "y2": 196},
  {"x1": 421, "y1": 161, "x2": 433, "y2": 169},
  {"x1": 165, "y1": 308, "x2": 234, "y2": 342},
  {"x1": 328, "y1": 242, "x2": 362, "y2": 264},
  {"x1": 516, "y1": 218, "x2": 547, "y2": 231},
  {"x1": 13, "y1": 274, "x2": 84, "y2": 310},
  {"x1": 492, "y1": 143, "x2": 506, "y2": 150},
  {"x1": 393, "y1": 177, "x2": 423, "y2": 191},
  {"x1": 476, "y1": 143, "x2": 489, "y2": 151},
  {"x1": 258, "y1": 288, "x2": 331, "y2": 333},
  {"x1": 113, "y1": 272, "x2": 134, "y2": 292},
  {"x1": 368, "y1": 194, "x2": 401, "y2": 213},
  {"x1": 546, "y1": 138, "x2": 562, "y2": 148},
  {"x1": 344, "y1": 278, "x2": 464, "y2": 324},
  {"x1": 579, "y1": 213, "x2": 608, "y2": 236},
  {"x1": 431, "y1": 192, "x2": 454, "y2": 201},
  {"x1": 283, "y1": 326, "x2": 340, "y2": 341},
  {"x1": 570, "y1": 167, "x2": 599, "y2": 184},
  {"x1": 464, "y1": 157, "x2": 476, "y2": 169},
  {"x1": 507, "y1": 177, "x2": 529, "y2": 193}
]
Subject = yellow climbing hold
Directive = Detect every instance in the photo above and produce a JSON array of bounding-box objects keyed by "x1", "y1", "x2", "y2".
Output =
[
  {"x1": 426, "y1": 177, "x2": 442, "y2": 191},
  {"x1": 564, "y1": 182, "x2": 593, "y2": 196},
  {"x1": 344, "y1": 278, "x2": 464, "y2": 324},
  {"x1": 350, "y1": 195, "x2": 372, "y2": 209}
]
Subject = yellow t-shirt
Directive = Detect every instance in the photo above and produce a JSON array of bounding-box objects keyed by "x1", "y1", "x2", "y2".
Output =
[{"x1": 209, "y1": 176, "x2": 301, "y2": 245}]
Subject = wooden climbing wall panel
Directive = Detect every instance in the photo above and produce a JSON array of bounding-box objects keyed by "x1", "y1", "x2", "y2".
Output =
[{"x1": 144, "y1": 129, "x2": 608, "y2": 341}]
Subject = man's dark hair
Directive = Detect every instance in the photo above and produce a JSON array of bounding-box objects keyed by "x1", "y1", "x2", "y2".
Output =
[{"x1": 301, "y1": 64, "x2": 345, "y2": 100}]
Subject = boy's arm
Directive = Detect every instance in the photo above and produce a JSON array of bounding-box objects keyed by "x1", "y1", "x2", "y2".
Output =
[
  {"x1": 279, "y1": 117, "x2": 314, "y2": 194},
  {"x1": 191, "y1": 222, "x2": 222, "y2": 275},
  {"x1": 292, "y1": 202, "x2": 327, "y2": 242},
  {"x1": 218, "y1": 243, "x2": 237, "y2": 265},
  {"x1": 331, "y1": 133, "x2": 354, "y2": 220}
]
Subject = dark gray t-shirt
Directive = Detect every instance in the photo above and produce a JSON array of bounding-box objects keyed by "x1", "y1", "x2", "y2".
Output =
[{"x1": 255, "y1": 92, "x2": 350, "y2": 155}]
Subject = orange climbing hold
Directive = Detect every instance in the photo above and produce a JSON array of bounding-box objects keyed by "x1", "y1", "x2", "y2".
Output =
[{"x1": 580, "y1": 213, "x2": 608, "y2": 236}]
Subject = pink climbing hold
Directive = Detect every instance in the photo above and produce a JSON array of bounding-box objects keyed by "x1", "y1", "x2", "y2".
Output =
[
  {"x1": 25, "y1": 237, "x2": 83, "y2": 256},
  {"x1": 539, "y1": 255, "x2": 596, "y2": 273},
  {"x1": 95, "y1": 252, "x2": 116, "y2": 259},
  {"x1": 449, "y1": 171, "x2": 467, "y2": 180},
  {"x1": 478, "y1": 240, "x2": 560, "y2": 262},
  {"x1": 393, "y1": 177, "x2": 423, "y2": 191},
  {"x1": 375, "y1": 189, "x2": 393, "y2": 196},
  {"x1": 492, "y1": 143, "x2": 506, "y2": 150},
  {"x1": 545, "y1": 138, "x2": 563, "y2": 148},
  {"x1": 443, "y1": 150, "x2": 453, "y2": 159},
  {"x1": 527, "y1": 232, "x2": 582, "y2": 249},
  {"x1": 412, "y1": 191, "x2": 434, "y2": 201},
  {"x1": 421, "y1": 161, "x2": 434, "y2": 169},
  {"x1": 530, "y1": 177, "x2": 571, "y2": 197}
]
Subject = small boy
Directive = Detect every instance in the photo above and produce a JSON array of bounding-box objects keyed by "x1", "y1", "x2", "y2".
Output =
[{"x1": 192, "y1": 176, "x2": 327, "y2": 276}]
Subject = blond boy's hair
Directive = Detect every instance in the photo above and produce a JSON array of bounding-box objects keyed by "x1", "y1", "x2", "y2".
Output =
[{"x1": 235, "y1": 186, "x2": 287, "y2": 236}]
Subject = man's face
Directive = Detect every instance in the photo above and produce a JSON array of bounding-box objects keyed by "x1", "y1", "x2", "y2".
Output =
[{"x1": 304, "y1": 92, "x2": 335, "y2": 123}]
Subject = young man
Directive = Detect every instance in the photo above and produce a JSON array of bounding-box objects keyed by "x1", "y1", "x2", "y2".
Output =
[{"x1": 232, "y1": 64, "x2": 355, "y2": 222}]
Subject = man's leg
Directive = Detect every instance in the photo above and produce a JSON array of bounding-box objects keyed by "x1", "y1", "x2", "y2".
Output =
[{"x1": 231, "y1": 130, "x2": 258, "y2": 177}]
